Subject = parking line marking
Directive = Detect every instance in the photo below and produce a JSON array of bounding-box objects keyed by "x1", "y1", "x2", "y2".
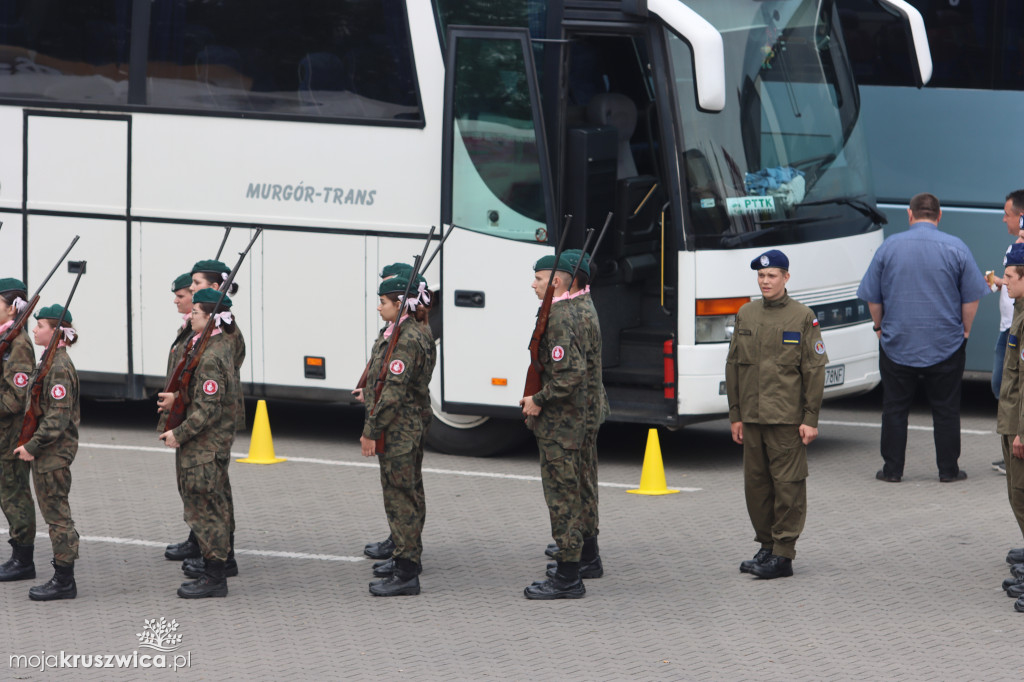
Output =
[
  {"x1": 78, "y1": 442, "x2": 702, "y2": 492},
  {"x1": 818, "y1": 419, "x2": 992, "y2": 436},
  {"x1": 0, "y1": 529, "x2": 365, "y2": 563}
]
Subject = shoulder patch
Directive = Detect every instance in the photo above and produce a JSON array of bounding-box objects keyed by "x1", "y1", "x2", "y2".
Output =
[
  {"x1": 389, "y1": 359, "x2": 406, "y2": 375},
  {"x1": 782, "y1": 331, "x2": 801, "y2": 345},
  {"x1": 50, "y1": 384, "x2": 67, "y2": 400},
  {"x1": 551, "y1": 345, "x2": 565, "y2": 361},
  {"x1": 13, "y1": 372, "x2": 28, "y2": 388},
  {"x1": 814, "y1": 340, "x2": 826, "y2": 355},
  {"x1": 202, "y1": 380, "x2": 219, "y2": 395},
  {"x1": 1010, "y1": 334, "x2": 1019, "y2": 349},
  {"x1": 812, "y1": 318, "x2": 819, "y2": 327}
]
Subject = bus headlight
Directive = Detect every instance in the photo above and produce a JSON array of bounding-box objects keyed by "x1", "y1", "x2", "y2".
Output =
[{"x1": 695, "y1": 297, "x2": 749, "y2": 344}]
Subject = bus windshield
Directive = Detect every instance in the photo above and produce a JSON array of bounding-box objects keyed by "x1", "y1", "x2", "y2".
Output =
[{"x1": 668, "y1": 0, "x2": 881, "y2": 250}]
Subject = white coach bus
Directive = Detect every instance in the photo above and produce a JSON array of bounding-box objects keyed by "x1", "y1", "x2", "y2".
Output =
[{"x1": 0, "y1": 0, "x2": 929, "y2": 455}]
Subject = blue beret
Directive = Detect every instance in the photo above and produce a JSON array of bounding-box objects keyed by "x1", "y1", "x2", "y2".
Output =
[
  {"x1": 750, "y1": 249, "x2": 789, "y2": 271},
  {"x1": 1004, "y1": 243, "x2": 1024, "y2": 267}
]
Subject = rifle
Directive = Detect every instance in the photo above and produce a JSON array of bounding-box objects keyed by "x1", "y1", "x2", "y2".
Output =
[
  {"x1": 585, "y1": 212, "x2": 614, "y2": 280},
  {"x1": 368, "y1": 225, "x2": 436, "y2": 455},
  {"x1": 17, "y1": 263, "x2": 86, "y2": 448},
  {"x1": 355, "y1": 225, "x2": 449, "y2": 392},
  {"x1": 567, "y1": 228, "x2": 596, "y2": 292},
  {"x1": 163, "y1": 229, "x2": 262, "y2": 431},
  {"x1": 215, "y1": 227, "x2": 232, "y2": 260},
  {"x1": 523, "y1": 215, "x2": 573, "y2": 398},
  {"x1": 0, "y1": 236, "x2": 79, "y2": 372}
]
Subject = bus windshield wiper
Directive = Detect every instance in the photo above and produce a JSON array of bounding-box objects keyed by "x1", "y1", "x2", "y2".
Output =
[
  {"x1": 752, "y1": 215, "x2": 840, "y2": 226},
  {"x1": 802, "y1": 196, "x2": 888, "y2": 224}
]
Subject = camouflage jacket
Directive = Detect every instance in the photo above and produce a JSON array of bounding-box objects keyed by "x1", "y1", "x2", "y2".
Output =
[
  {"x1": 0, "y1": 327, "x2": 35, "y2": 459},
  {"x1": 23, "y1": 347, "x2": 80, "y2": 473},
  {"x1": 527, "y1": 300, "x2": 587, "y2": 449},
  {"x1": 171, "y1": 333, "x2": 237, "y2": 467},
  {"x1": 363, "y1": 318, "x2": 435, "y2": 440},
  {"x1": 725, "y1": 292, "x2": 827, "y2": 426},
  {"x1": 572, "y1": 293, "x2": 609, "y2": 433},
  {"x1": 157, "y1": 320, "x2": 194, "y2": 433},
  {"x1": 997, "y1": 298, "x2": 1024, "y2": 436}
]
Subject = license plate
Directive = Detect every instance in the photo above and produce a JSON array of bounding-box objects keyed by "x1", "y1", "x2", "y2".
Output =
[{"x1": 824, "y1": 364, "x2": 845, "y2": 387}]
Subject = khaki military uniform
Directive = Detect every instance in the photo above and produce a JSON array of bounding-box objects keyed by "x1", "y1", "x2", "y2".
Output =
[
  {"x1": 571, "y1": 292, "x2": 608, "y2": 541},
  {"x1": 725, "y1": 292, "x2": 827, "y2": 560},
  {"x1": 23, "y1": 347, "x2": 80, "y2": 566},
  {"x1": 526, "y1": 300, "x2": 586, "y2": 563},
  {"x1": 997, "y1": 298, "x2": 1024, "y2": 540},
  {"x1": 363, "y1": 319, "x2": 436, "y2": 565},
  {"x1": 171, "y1": 333, "x2": 237, "y2": 562},
  {"x1": 0, "y1": 328, "x2": 36, "y2": 545}
]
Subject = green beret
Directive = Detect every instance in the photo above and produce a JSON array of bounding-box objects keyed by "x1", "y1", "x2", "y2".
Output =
[
  {"x1": 191, "y1": 259, "x2": 230, "y2": 275},
  {"x1": 534, "y1": 252, "x2": 588, "y2": 277},
  {"x1": 560, "y1": 249, "x2": 591, "y2": 278},
  {"x1": 192, "y1": 287, "x2": 232, "y2": 308},
  {"x1": 35, "y1": 304, "x2": 71, "y2": 324},
  {"x1": 379, "y1": 276, "x2": 412, "y2": 296},
  {"x1": 381, "y1": 262, "x2": 412, "y2": 278},
  {"x1": 0, "y1": 278, "x2": 27, "y2": 295},
  {"x1": 172, "y1": 273, "x2": 192, "y2": 292}
]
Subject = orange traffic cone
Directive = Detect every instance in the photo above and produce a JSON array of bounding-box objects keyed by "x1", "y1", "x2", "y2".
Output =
[
  {"x1": 627, "y1": 428, "x2": 679, "y2": 495},
  {"x1": 238, "y1": 400, "x2": 286, "y2": 464}
]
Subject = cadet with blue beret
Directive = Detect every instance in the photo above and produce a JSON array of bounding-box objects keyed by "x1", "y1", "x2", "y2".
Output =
[
  {"x1": 0, "y1": 278, "x2": 37, "y2": 582},
  {"x1": 361, "y1": 275, "x2": 436, "y2": 596},
  {"x1": 159, "y1": 287, "x2": 238, "y2": 598},
  {"x1": 13, "y1": 304, "x2": 81, "y2": 600},
  {"x1": 725, "y1": 250, "x2": 827, "y2": 579},
  {"x1": 994, "y1": 243, "x2": 1024, "y2": 611}
]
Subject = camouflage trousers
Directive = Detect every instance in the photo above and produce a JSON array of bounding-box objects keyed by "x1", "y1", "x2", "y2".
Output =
[
  {"x1": 1, "y1": 457, "x2": 35, "y2": 545},
  {"x1": 180, "y1": 456, "x2": 231, "y2": 561},
  {"x1": 31, "y1": 465, "x2": 79, "y2": 566},
  {"x1": 578, "y1": 431, "x2": 599, "y2": 540},
  {"x1": 742, "y1": 423, "x2": 807, "y2": 560},
  {"x1": 377, "y1": 430, "x2": 425, "y2": 564},
  {"x1": 176, "y1": 452, "x2": 235, "y2": 537},
  {"x1": 537, "y1": 437, "x2": 584, "y2": 563}
]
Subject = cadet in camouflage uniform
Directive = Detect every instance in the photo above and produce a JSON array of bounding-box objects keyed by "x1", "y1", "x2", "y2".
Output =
[
  {"x1": 160, "y1": 288, "x2": 238, "y2": 598},
  {"x1": 159, "y1": 272, "x2": 203, "y2": 563},
  {"x1": 726, "y1": 250, "x2": 827, "y2": 580},
  {"x1": 360, "y1": 264, "x2": 434, "y2": 580},
  {"x1": 522, "y1": 253, "x2": 587, "y2": 600},
  {"x1": 0, "y1": 279, "x2": 38, "y2": 582},
  {"x1": 13, "y1": 305, "x2": 80, "y2": 601},
  {"x1": 361, "y1": 275, "x2": 436, "y2": 597},
  {"x1": 993, "y1": 244, "x2": 1024, "y2": 612},
  {"x1": 181, "y1": 259, "x2": 245, "y2": 577}
]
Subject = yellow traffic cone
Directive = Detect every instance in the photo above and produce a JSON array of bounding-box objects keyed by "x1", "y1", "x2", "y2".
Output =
[
  {"x1": 238, "y1": 400, "x2": 286, "y2": 464},
  {"x1": 627, "y1": 428, "x2": 679, "y2": 495}
]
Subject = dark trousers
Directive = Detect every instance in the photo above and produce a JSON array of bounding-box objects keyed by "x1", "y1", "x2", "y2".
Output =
[{"x1": 879, "y1": 341, "x2": 966, "y2": 478}]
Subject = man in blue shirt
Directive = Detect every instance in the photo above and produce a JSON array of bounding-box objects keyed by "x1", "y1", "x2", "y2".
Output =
[{"x1": 858, "y1": 192, "x2": 990, "y2": 482}]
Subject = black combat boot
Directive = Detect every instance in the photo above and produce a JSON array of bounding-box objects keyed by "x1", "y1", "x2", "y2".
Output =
[
  {"x1": 544, "y1": 542, "x2": 558, "y2": 558},
  {"x1": 546, "y1": 537, "x2": 603, "y2": 579},
  {"x1": 1007, "y1": 547, "x2": 1024, "y2": 565},
  {"x1": 165, "y1": 530, "x2": 201, "y2": 561},
  {"x1": 177, "y1": 559, "x2": 228, "y2": 598},
  {"x1": 1012, "y1": 563, "x2": 1024, "y2": 579},
  {"x1": 364, "y1": 535, "x2": 395, "y2": 560},
  {"x1": 0, "y1": 539, "x2": 35, "y2": 581},
  {"x1": 372, "y1": 557, "x2": 423, "y2": 578},
  {"x1": 369, "y1": 557, "x2": 420, "y2": 596},
  {"x1": 1003, "y1": 576, "x2": 1024, "y2": 592},
  {"x1": 750, "y1": 555, "x2": 794, "y2": 579},
  {"x1": 1007, "y1": 581, "x2": 1024, "y2": 599},
  {"x1": 525, "y1": 561, "x2": 585, "y2": 600},
  {"x1": 181, "y1": 555, "x2": 238, "y2": 579},
  {"x1": 739, "y1": 547, "x2": 773, "y2": 574},
  {"x1": 28, "y1": 560, "x2": 76, "y2": 601}
]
